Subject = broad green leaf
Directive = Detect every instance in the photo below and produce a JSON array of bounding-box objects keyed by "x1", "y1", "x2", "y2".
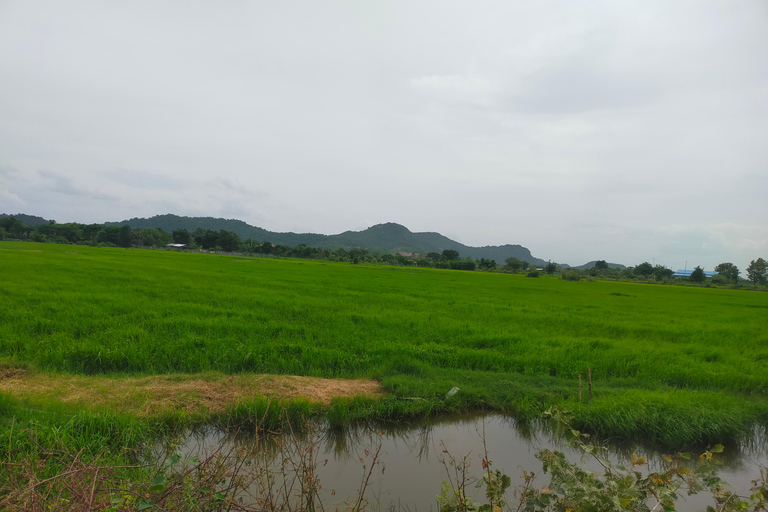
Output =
[
  {"x1": 165, "y1": 454, "x2": 181, "y2": 467},
  {"x1": 138, "y1": 498, "x2": 154, "y2": 511}
]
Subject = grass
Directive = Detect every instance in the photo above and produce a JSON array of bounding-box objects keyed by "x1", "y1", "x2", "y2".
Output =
[{"x1": 1, "y1": 241, "x2": 767, "y2": 450}]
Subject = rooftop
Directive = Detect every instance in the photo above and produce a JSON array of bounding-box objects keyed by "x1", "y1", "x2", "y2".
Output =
[{"x1": 672, "y1": 269, "x2": 718, "y2": 278}]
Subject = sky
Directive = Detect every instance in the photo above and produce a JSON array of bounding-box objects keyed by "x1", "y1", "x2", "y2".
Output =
[{"x1": 1, "y1": 1, "x2": 766, "y2": 270}]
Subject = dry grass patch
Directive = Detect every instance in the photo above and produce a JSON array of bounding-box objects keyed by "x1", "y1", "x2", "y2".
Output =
[{"x1": 0, "y1": 370, "x2": 383, "y2": 416}]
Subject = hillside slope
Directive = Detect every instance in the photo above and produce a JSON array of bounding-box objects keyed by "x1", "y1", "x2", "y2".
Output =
[
  {"x1": 107, "y1": 214, "x2": 549, "y2": 265},
  {"x1": 0, "y1": 213, "x2": 51, "y2": 226}
]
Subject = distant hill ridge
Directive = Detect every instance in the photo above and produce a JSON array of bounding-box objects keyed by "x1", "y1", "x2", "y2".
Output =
[
  {"x1": 572, "y1": 260, "x2": 627, "y2": 271},
  {"x1": 0, "y1": 213, "x2": 50, "y2": 227},
  {"x1": 105, "y1": 214, "x2": 551, "y2": 266}
]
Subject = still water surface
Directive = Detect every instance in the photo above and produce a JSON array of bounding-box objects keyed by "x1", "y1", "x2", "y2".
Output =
[{"x1": 177, "y1": 414, "x2": 767, "y2": 511}]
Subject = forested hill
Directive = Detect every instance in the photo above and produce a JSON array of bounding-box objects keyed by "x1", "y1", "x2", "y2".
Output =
[
  {"x1": 0, "y1": 213, "x2": 50, "y2": 226},
  {"x1": 106, "y1": 214, "x2": 549, "y2": 265},
  {"x1": 572, "y1": 260, "x2": 627, "y2": 271}
]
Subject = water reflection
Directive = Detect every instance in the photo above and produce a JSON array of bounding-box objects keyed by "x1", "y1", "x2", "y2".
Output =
[{"x1": 170, "y1": 414, "x2": 767, "y2": 512}]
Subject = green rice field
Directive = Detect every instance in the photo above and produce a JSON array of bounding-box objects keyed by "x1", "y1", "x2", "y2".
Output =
[{"x1": 1, "y1": 241, "x2": 767, "y2": 448}]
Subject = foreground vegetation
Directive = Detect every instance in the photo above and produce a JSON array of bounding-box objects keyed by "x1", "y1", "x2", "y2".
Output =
[
  {"x1": 1, "y1": 241, "x2": 767, "y2": 508},
  {"x1": 1, "y1": 241, "x2": 767, "y2": 442},
  {"x1": 2, "y1": 405, "x2": 766, "y2": 511}
]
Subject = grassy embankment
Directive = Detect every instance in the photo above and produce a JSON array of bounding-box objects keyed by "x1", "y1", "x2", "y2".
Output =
[{"x1": 1, "y1": 241, "x2": 766, "y2": 472}]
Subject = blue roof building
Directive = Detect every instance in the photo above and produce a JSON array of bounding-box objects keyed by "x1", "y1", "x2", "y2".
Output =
[{"x1": 672, "y1": 269, "x2": 718, "y2": 278}]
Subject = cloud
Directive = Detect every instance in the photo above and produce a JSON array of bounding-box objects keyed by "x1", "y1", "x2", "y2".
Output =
[
  {"x1": 215, "y1": 178, "x2": 266, "y2": 199},
  {"x1": 410, "y1": 75, "x2": 501, "y2": 107},
  {"x1": 0, "y1": 166, "x2": 27, "y2": 211},
  {"x1": 511, "y1": 62, "x2": 660, "y2": 115},
  {"x1": 0, "y1": 190, "x2": 25, "y2": 209},
  {"x1": 38, "y1": 169, "x2": 114, "y2": 200},
  {"x1": 0, "y1": 165, "x2": 24, "y2": 188},
  {"x1": 101, "y1": 168, "x2": 189, "y2": 190},
  {"x1": 0, "y1": 165, "x2": 21, "y2": 178}
]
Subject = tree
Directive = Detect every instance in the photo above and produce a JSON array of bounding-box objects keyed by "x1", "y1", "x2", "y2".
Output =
[
  {"x1": 689, "y1": 266, "x2": 706, "y2": 283},
  {"x1": 349, "y1": 248, "x2": 369, "y2": 264},
  {"x1": 98, "y1": 226, "x2": 122, "y2": 245},
  {"x1": 131, "y1": 228, "x2": 144, "y2": 247},
  {"x1": 714, "y1": 262, "x2": 740, "y2": 284},
  {"x1": 218, "y1": 230, "x2": 241, "y2": 252},
  {"x1": 172, "y1": 228, "x2": 191, "y2": 244},
  {"x1": 450, "y1": 259, "x2": 476, "y2": 271},
  {"x1": 545, "y1": 261, "x2": 557, "y2": 275},
  {"x1": 442, "y1": 249, "x2": 460, "y2": 261},
  {"x1": 83, "y1": 224, "x2": 103, "y2": 243},
  {"x1": 653, "y1": 265, "x2": 674, "y2": 280},
  {"x1": 0, "y1": 217, "x2": 27, "y2": 238},
  {"x1": 243, "y1": 238, "x2": 258, "y2": 252},
  {"x1": 594, "y1": 260, "x2": 608, "y2": 271},
  {"x1": 195, "y1": 229, "x2": 219, "y2": 250},
  {"x1": 118, "y1": 225, "x2": 132, "y2": 248},
  {"x1": 634, "y1": 262, "x2": 653, "y2": 278},
  {"x1": 621, "y1": 267, "x2": 636, "y2": 279},
  {"x1": 479, "y1": 258, "x2": 496, "y2": 270},
  {"x1": 142, "y1": 228, "x2": 171, "y2": 247},
  {"x1": 505, "y1": 257, "x2": 523, "y2": 272},
  {"x1": 746, "y1": 258, "x2": 767, "y2": 285}
]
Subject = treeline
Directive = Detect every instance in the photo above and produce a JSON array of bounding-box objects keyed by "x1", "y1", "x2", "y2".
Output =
[
  {"x1": 560, "y1": 260, "x2": 674, "y2": 281},
  {"x1": 558, "y1": 259, "x2": 768, "y2": 287},
  {"x1": 0, "y1": 217, "x2": 486, "y2": 270},
  {"x1": 4, "y1": 217, "x2": 765, "y2": 284}
]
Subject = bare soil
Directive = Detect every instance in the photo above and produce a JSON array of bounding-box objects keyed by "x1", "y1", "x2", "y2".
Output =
[{"x1": 0, "y1": 370, "x2": 383, "y2": 416}]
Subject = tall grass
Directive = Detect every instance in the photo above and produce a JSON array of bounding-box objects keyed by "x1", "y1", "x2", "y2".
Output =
[{"x1": 1, "y1": 241, "x2": 767, "y2": 446}]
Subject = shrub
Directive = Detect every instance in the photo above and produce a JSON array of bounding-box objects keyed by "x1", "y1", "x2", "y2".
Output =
[{"x1": 561, "y1": 269, "x2": 581, "y2": 281}]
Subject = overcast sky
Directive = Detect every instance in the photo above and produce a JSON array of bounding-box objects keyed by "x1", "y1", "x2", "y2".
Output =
[{"x1": 1, "y1": 1, "x2": 766, "y2": 270}]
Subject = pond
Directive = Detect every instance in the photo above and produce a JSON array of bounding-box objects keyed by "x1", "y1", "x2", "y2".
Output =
[{"x1": 173, "y1": 414, "x2": 767, "y2": 511}]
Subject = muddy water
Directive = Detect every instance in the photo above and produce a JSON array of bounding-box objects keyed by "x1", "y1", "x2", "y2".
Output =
[{"x1": 177, "y1": 414, "x2": 767, "y2": 511}]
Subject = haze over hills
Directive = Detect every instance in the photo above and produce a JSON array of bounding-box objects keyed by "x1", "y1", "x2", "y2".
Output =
[{"x1": 106, "y1": 214, "x2": 551, "y2": 266}]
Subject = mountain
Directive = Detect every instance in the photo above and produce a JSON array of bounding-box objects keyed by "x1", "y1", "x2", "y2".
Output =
[
  {"x1": 0, "y1": 213, "x2": 51, "y2": 226},
  {"x1": 572, "y1": 260, "x2": 627, "y2": 271},
  {"x1": 106, "y1": 214, "x2": 550, "y2": 266}
]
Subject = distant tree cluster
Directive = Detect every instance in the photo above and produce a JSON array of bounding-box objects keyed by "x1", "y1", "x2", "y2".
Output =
[
  {"x1": 551, "y1": 258, "x2": 767, "y2": 289},
  {"x1": 616, "y1": 259, "x2": 768, "y2": 288},
  {"x1": 0, "y1": 217, "x2": 171, "y2": 248},
  {"x1": 746, "y1": 258, "x2": 767, "y2": 285},
  {"x1": 503, "y1": 257, "x2": 529, "y2": 273},
  {"x1": 714, "y1": 262, "x2": 740, "y2": 284}
]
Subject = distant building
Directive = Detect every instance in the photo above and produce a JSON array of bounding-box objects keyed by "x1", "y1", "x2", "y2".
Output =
[
  {"x1": 166, "y1": 243, "x2": 188, "y2": 249},
  {"x1": 672, "y1": 269, "x2": 718, "y2": 278}
]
